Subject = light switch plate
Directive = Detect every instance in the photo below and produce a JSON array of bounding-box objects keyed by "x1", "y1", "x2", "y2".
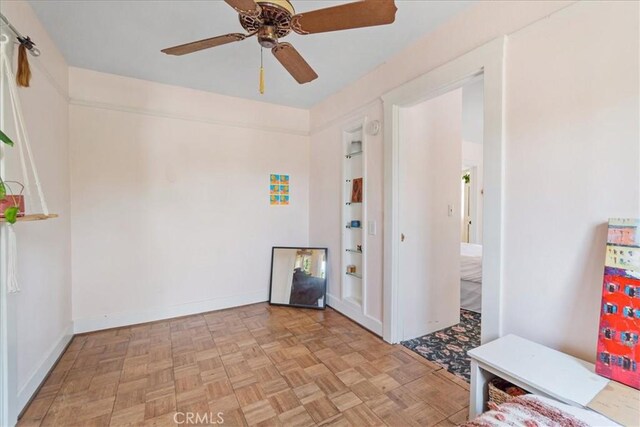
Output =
[{"x1": 368, "y1": 221, "x2": 377, "y2": 236}]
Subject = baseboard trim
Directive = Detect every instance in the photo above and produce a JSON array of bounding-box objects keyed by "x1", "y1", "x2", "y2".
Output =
[
  {"x1": 326, "y1": 293, "x2": 383, "y2": 336},
  {"x1": 73, "y1": 292, "x2": 268, "y2": 334},
  {"x1": 17, "y1": 322, "x2": 74, "y2": 414}
]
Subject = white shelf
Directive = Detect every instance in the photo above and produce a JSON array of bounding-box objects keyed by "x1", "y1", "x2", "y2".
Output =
[
  {"x1": 345, "y1": 151, "x2": 363, "y2": 159},
  {"x1": 0, "y1": 213, "x2": 58, "y2": 223},
  {"x1": 341, "y1": 122, "x2": 366, "y2": 315}
]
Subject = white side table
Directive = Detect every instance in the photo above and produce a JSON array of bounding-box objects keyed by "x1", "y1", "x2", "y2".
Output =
[{"x1": 468, "y1": 334, "x2": 610, "y2": 419}]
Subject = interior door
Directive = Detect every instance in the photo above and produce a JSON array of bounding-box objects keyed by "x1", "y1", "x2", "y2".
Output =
[{"x1": 398, "y1": 89, "x2": 462, "y2": 341}]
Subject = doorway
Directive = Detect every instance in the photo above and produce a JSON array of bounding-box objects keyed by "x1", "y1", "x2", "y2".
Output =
[{"x1": 382, "y1": 37, "x2": 506, "y2": 346}]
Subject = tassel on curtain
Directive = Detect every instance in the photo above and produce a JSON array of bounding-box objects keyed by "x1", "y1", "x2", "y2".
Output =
[{"x1": 16, "y1": 43, "x2": 31, "y2": 88}]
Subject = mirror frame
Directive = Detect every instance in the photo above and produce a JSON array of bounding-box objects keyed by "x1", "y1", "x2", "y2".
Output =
[{"x1": 268, "y1": 246, "x2": 328, "y2": 310}]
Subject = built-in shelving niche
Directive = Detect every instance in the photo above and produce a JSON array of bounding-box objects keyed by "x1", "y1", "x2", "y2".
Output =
[{"x1": 341, "y1": 122, "x2": 366, "y2": 308}]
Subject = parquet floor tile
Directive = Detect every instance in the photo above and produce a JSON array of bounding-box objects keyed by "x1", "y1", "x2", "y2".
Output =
[{"x1": 18, "y1": 303, "x2": 469, "y2": 426}]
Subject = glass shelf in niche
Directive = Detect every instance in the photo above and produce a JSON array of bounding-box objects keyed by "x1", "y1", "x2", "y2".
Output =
[
  {"x1": 345, "y1": 151, "x2": 363, "y2": 159},
  {"x1": 346, "y1": 249, "x2": 363, "y2": 254},
  {"x1": 345, "y1": 272, "x2": 362, "y2": 279},
  {"x1": 345, "y1": 225, "x2": 362, "y2": 229},
  {"x1": 345, "y1": 202, "x2": 362, "y2": 205}
]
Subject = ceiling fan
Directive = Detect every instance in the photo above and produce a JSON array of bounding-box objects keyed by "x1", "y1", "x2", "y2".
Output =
[{"x1": 161, "y1": 0, "x2": 397, "y2": 91}]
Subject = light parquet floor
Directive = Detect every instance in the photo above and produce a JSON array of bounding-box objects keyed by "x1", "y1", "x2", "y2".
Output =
[{"x1": 18, "y1": 303, "x2": 470, "y2": 426}]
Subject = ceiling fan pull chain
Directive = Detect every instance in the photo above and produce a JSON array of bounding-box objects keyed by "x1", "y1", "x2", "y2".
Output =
[{"x1": 259, "y1": 47, "x2": 265, "y2": 95}]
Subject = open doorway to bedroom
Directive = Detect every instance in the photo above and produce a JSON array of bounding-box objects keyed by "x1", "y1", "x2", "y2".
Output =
[
  {"x1": 380, "y1": 37, "x2": 505, "y2": 385},
  {"x1": 394, "y1": 78, "x2": 484, "y2": 382}
]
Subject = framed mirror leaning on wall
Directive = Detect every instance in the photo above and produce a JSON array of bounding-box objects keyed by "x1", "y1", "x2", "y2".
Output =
[{"x1": 269, "y1": 247, "x2": 328, "y2": 309}]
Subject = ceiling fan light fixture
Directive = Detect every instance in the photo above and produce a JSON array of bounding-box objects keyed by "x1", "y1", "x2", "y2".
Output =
[
  {"x1": 258, "y1": 26, "x2": 278, "y2": 49},
  {"x1": 256, "y1": 0, "x2": 294, "y2": 15},
  {"x1": 239, "y1": 1, "x2": 293, "y2": 40}
]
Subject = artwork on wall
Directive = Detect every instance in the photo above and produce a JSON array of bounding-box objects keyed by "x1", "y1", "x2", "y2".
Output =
[
  {"x1": 351, "y1": 177, "x2": 363, "y2": 203},
  {"x1": 270, "y1": 174, "x2": 290, "y2": 205},
  {"x1": 596, "y1": 218, "x2": 640, "y2": 390}
]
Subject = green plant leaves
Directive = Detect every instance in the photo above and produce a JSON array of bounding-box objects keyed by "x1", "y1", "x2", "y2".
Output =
[
  {"x1": 0, "y1": 129, "x2": 14, "y2": 147},
  {"x1": 0, "y1": 181, "x2": 5, "y2": 200},
  {"x1": 4, "y1": 206, "x2": 18, "y2": 224}
]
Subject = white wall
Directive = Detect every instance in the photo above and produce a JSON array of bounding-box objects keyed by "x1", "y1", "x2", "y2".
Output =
[
  {"x1": 502, "y1": 0, "x2": 639, "y2": 360},
  {"x1": 309, "y1": 0, "x2": 639, "y2": 361},
  {"x1": 0, "y1": 0, "x2": 72, "y2": 416},
  {"x1": 69, "y1": 68, "x2": 310, "y2": 332}
]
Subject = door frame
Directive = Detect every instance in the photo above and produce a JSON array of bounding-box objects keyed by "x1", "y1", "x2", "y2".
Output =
[{"x1": 382, "y1": 36, "x2": 506, "y2": 344}]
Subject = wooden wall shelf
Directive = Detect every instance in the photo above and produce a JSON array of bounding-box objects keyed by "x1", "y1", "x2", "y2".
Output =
[{"x1": 0, "y1": 214, "x2": 58, "y2": 223}]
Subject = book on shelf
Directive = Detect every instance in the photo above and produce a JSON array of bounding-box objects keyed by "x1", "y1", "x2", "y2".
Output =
[{"x1": 351, "y1": 178, "x2": 363, "y2": 203}]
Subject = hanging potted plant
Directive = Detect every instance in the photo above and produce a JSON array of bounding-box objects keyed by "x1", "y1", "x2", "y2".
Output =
[
  {"x1": 0, "y1": 129, "x2": 24, "y2": 224},
  {"x1": 0, "y1": 179, "x2": 24, "y2": 224}
]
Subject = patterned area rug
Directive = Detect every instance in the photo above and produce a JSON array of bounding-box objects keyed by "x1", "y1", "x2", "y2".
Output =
[{"x1": 401, "y1": 309, "x2": 481, "y2": 382}]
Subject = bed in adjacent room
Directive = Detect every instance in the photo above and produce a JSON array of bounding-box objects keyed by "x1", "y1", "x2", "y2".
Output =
[{"x1": 461, "y1": 242, "x2": 482, "y2": 313}]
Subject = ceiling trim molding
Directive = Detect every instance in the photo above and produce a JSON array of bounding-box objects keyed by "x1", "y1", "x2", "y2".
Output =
[
  {"x1": 29, "y1": 58, "x2": 69, "y2": 102},
  {"x1": 68, "y1": 98, "x2": 310, "y2": 137},
  {"x1": 309, "y1": 97, "x2": 380, "y2": 135}
]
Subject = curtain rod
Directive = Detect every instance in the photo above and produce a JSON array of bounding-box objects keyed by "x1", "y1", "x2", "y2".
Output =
[{"x1": 0, "y1": 12, "x2": 41, "y2": 56}]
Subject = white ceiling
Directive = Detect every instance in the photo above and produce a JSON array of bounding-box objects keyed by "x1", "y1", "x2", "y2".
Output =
[{"x1": 29, "y1": 0, "x2": 473, "y2": 108}]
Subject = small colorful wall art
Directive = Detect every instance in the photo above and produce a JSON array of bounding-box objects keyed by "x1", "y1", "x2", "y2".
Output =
[
  {"x1": 596, "y1": 218, "x2": 640, "y2": 389},
  {"x1": 270, "y1": 174, "x2": 290, "y2": 206}
]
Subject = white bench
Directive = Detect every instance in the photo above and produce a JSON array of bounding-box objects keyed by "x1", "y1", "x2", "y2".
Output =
[{"x1": 467, "y1": 334, "x2": 611, "y2": 419}]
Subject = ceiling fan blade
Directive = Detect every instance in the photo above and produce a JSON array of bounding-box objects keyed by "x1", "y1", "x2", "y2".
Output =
[
  {"x1": 272, "y1": 43, "x2": 318, "y2": 84},
  {"x1": 291, "y1": 0, "x2": 397, "y2": 35},
  {"x1": 161, "y1": 33, "x2": 247, "y2": 56},
  {"x1": 224, "y1": 0, "x2": 260, "y2": 15}
]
